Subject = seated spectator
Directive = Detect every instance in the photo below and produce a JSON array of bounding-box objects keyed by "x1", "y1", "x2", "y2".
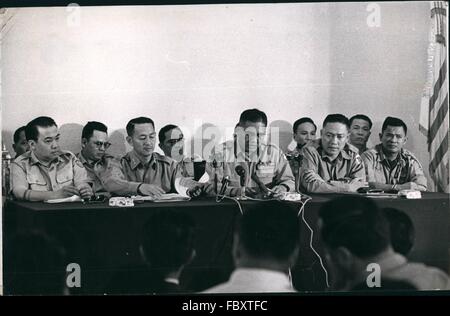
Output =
[
  {"x1": 106, "y1": 210, "x2": 196, "y2": 294},
  {"x1": 383, "y1": 207, "x2": 415, "y2": 256},
  {"x1": 4, "y1": 231, "x2": 67, "y2": 295},
  {"x1": 319, "y1": 195, "x2": 450, "y2": 291},
  {"x1": 203, "y1": 201, "x2": 299, "y2": 293}
]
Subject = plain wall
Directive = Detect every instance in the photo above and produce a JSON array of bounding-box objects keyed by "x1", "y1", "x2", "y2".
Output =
[{"x1": 1, "y1": 2, "x2": 432, "y2": 181}]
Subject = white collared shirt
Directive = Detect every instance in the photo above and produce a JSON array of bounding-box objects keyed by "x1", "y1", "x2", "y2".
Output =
[{"x1": 202, "y1": 268, "x2": 296, "y2": 293}]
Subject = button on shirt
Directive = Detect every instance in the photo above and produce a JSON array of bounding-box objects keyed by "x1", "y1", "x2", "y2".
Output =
[
  {"x1": 76, "y1": 152, "x2": 114, "y2": 193},
  {"x1": 101, "y1": 150, "x2": 196, "y2": 196},
  {"x1": 299, "y1": 140, "x2": 366, "y2": 193},
  {"x1": 361, "y1": 144, "x2": 427, "y2": 191},
  {"x1": 203, "y1": 268, "x2": 296, "y2": 293},
  {"x1": 11, "y1": 150, "x2": 89, "y2": 200},
  {"x1": 205, "y1": 141, "x2": 295, "y2": 194}
]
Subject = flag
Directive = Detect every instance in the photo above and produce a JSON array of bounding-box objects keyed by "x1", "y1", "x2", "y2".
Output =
[{"x1": 419, "y1": 1, "x2": 449, "y2": 193}]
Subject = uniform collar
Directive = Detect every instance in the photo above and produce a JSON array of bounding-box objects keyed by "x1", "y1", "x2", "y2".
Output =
[
  {"x1": 30, "y1": 151, "x2": 63, "y2": 166},
  {"x1": 376, "y1": 144, "x2": 406, "y2": 164},
  {"x1": 128, "y1": 150, "x2": 155, "y2": 170}
]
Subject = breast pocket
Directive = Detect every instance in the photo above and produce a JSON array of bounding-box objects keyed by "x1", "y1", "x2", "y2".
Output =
[
  {"x1": 26, "y1": 172, "x2": 48, "y2": 191},
  {"x1": 256, "y1": 163, "x2": 276, "y2": 182},
  {"x1": 56, "y1": 164, "x2": 74, "y2": 185}
]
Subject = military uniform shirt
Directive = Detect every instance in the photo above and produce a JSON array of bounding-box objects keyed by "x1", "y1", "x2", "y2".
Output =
[
  {"x1": 361, "y1": 144, "x2": 427, "y2": 191},
  {"x1": 11, "y1": 150, "x2": 89, "y2": 200},
  {"x1": 76, "y1": 152, "x2": 114, "y2": 193},
  {"x1": 205, "y1": 140, "x2": 295, "y2": 195},
  {"x1": 299, "y1": 140, "x2": 366, "y2": 193},
  {"x1": 101, "y1": 150, "x2": 196, "y2": 196}
]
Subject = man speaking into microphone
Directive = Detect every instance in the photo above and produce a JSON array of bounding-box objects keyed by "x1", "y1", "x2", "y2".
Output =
[{"x1": 205, "y1": 109, "x2": 295, "y2": 198}]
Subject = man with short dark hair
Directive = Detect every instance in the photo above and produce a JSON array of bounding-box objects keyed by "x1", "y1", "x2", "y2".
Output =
[
  {"x1": 299, "y1": 114, "x2": 366, "y2": 193},
  {"x1": 77, "y1": 121, "x2": 114, "y2": 194},
  {"x1": 349, "y1": 114, "x2": 372, "y2": 154},
  {"x1": 206, "y1": 108, "x2": 295, "y2": 197},
  {"x1": 361, "y1": 116, "x2": 427, "y2": 191},
  {"x1": 204, "y1": 201, "x2": 299, "y2": 293},
  {"x1": 12, "y1": 126, "x2": 30, "y2": 158},
  {"x1": 286, "y1": 117, "x2": 317, "y2": 192},
  {"x1": 11, "y1": 116, "x2": 93, "y2": 201},
  {"x1": 106, "y1": 210, "x2": 196, "y2": 294},
  {"x1": 101, "y1": 117, "x2": 201, "y2": 197},
  {"x1": 158, "y1": 124, "x2": 197, "y2": 178},
  {"x1": 319, "y1": 195, "x2": 450, "y2": 291}
]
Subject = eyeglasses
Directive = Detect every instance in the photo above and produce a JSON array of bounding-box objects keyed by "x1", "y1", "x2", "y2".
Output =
[
  {"x1": 167, "y1": 136, "x2": 184, "y2": 146},
  {"x1": 93, "y1": 141, "x2": 111, "y2": 149}
]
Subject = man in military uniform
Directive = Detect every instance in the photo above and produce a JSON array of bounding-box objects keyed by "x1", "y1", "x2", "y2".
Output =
[
  {"x1": 286, "y1": 117, "x2": 317, "y2": 192},
  {"x1": 361, "y1": 116, "x2": 427, "y2": 191},
  {"x1": 77, "y1": 121, "x2": 114, "y2": 195},
  {"x1": 11, "y1": 116, "x2": 93, "y2": 201},
  {"x1": 12, "y1": 126, "x2": 30, "y2": 158},
  {"x1": 158, "y1": 124, "x2": 199, "y2": 179},
  {"x1": 299, "y1": 114, "x2": 366, "y2": 193},
  {"x1": 206, "y1": 109, "x2": 295, "y2": 197},
  {"x1": 101, "y1": 117, "x2": 201, "y2": 198},
  {"x1": 349, "y1": 114, "x2": 372, "y2": 154}
]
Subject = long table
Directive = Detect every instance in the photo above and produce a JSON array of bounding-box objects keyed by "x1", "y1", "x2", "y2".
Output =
[{"x1": 3, "y1": 193, "x2": 450, "y2": 294}]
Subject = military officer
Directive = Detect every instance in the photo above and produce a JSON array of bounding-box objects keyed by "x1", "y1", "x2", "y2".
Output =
[
  {"x1": 286, "y1": 117, "x2": 317, "y2": 192},
  {"x1": 12, "y1": 126, "x2": 30, "y2": 158},
  {"x1": 348, "y1": 114, "x2": 373, "y2": 154},
  {"x1": 299, "y1": 114, "x2": 366, "y2": 193},
  {"x1": 101, "y1": 117, "x2": 202, "y2": 198},
  {"x1": 11, "y1": 116, "x2": 93, "y2": 201},
  {"x1": 361, "y1": 116, "x2": 427, "y2": 191},
  {"x1": 206, "y1": 109, "x2": 295, "y2": 197},
  {"x1": 77, "y1": 121, "x2": 115, "y2": 195},
  {"x1": 158, "y1": 124, "x2": 197, "y2": 178}
]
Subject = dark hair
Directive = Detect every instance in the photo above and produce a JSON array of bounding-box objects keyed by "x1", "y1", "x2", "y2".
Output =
[
  {"x1": 382, "y1": 116, "x2": 408, "y2": 135},
  {"x1": 25, "y1": 116, "x2": 57, "y2": 142},
  {"x1": 237, "y1": 201, "x2": 299, "y2": 261},
  {"x1": 319, "y1": 196, "x2": 390, "y2": 258},
  {"x1": 382, "y1": 208, "x2": 415, "y2": 256},
  {"x1": 158, "y1": 124, "x2": 179, "y2": 144},
  {"x1": 4, "y1": 231, "x2": 67, "y2": 295},
  {"x1": 13, "y1": 126, "x2": 27, "y2": 144},
  {"x1": 349, "y1": 114, "x2": 373, "y2": 129},
  {"x1": 322, "y1": 114, "x2": 350, "y2": 129},
  {"x1": 293, "y1": 117, "x2": 317, "y2": 134},
  {"x1": 81, "y1": 121, "x2": 108, "y2": 141},
  {"x1": 238, "y1": 108, "x2": 268, "y2": 126},
  {"x1": 126, "y1": 117, "x2": 155, "y2": 136},
  {"x1": 141, "y1": 210, "x2": 196, "y2": 275}
]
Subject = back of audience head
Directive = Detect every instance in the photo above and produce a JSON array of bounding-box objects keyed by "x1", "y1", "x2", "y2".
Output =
[
  {"x1": 4, "y1": 230, "x2": 67, "y2": 295},
  {"x1": 383, "y1": 207, "x2": 415, "y2": 256},
  {"x1": 233, "y1": 201, "x2": 300, "y2": 273},
  {"x1": 141, "y1": 210, "x2": 196, "y2": 278},
  {"x1": 319, "y1": 195, "x2": 391, "y2": 289}
]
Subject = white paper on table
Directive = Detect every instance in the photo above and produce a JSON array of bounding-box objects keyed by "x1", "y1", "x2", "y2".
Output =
[
  {"x1": 44, "y1": 195, "x2": 82, "y2": 203},
  {"x1": 198, "y1": 172, "x2": 210, "y2": 183}
]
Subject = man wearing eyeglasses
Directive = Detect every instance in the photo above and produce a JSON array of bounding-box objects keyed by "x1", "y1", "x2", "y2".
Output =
[
  {"x1": 158, "y1": 124, "x2": 194, "y2": 178},
  {"x1": 10, "y1": 116, "x2": 93, "y2": 201},
  {"x1": 77, "y1": 121, "x2": 114, "y2": 194}
]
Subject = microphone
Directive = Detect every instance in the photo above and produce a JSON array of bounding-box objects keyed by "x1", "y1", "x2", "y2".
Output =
[
  {"x1": 235, "y1": 165, "x2": 246, "y2": 187},
  {"x1": 218, "y1": 175, "x2": 230, "y2": 196},
  {"x1": 235, "y1": 165, "x2": 247, "y2": 200}
]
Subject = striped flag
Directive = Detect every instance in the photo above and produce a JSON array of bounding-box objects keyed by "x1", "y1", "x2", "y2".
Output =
[{"x1": 419, "y1": 1, "x2": 449, "y2": 193}]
